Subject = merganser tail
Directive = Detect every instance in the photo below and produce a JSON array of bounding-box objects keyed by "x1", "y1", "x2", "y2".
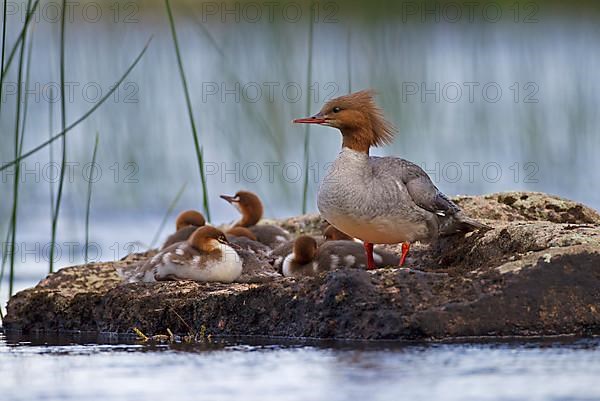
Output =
[{"x1": 439, "y1": 212, "x2": 492, "y2": 236}]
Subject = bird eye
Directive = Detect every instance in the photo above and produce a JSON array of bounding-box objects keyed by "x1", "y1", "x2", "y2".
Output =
[{"x1": 332, "y1": 106, "x2": 341, "y2": 113}]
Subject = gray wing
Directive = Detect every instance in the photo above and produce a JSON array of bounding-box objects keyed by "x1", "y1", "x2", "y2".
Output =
[{"x1": 372, "y1": 157, "x2": 460, "y2": 217}]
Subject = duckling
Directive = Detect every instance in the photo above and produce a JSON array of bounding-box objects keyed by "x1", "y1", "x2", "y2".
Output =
[
  {"x1": 322, "y1": 224, "x2": 399, "y2": 264},
  {"x1": 226, "y1": 226, "x2": 258, "y2": 241},
  {"x1": 323, "y1": 224, "x2": 354, "y2": 241},
  {"x1": 161, "y1": 210, "x2": 206, "y2": 249},
  {"x1": 281, "y1": 236, "x2": 320, "y2": 278},
  {"x1": 220, "y1": 191, "x2": 291, "y2": 248},
  {"x1": 281, "y1": 235, "x2": 400, "y2": 278},
  {"x1": 120, "y1": 226, "x2": 242, "y2": 283},
  {"x1": 271, "y1": 235, "x2": 324, "y2": 274},
  {"x1": 226, "y1": 226, "x2": 272, "y2": 257}
]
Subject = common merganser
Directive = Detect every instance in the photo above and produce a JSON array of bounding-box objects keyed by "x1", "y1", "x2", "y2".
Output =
[
  {"x1": 271, "y1": 235, "x2": 322, "y2": 274},
  {"x1": 161, "y1": 210, "x2": 206, "y2": 249},
  {"x1": 220, "y1": 191, "x2": 291, "y2": 248},
  {"x1": 226, "y1": 226, "x2": 258, "y2": 241},
  {"x1": 323, "y1": 224, "x2": 353, "y2": 241},
  {"x1": 281, "y1": 235, "x2": 399, "y2": 278},
  {"x1": 226, "y1": 226, "x2": 272, "y2": 257},
  {"x1": 294, "y1": 90, "x2": 488, "y2": 269},
  {"x1": 272, "y1": 225, "x2": 356, "y2": 273},
  {"x1": 120, "y1": 226, "x2": 242, "y2": 283}
]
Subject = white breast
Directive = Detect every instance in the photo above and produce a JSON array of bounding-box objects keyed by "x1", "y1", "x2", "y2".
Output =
[
  {"x1": 282, "y1": 253, "x2": 317, "y2": 278},
  {"x1": 155, "y1": 244, "x2": 243, "y2": 283},
  {"x1": 326, "y1": 213, "x2": 428, "y2": 244}
]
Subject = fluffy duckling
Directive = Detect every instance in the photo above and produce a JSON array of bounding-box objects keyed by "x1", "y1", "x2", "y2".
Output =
[
  {"x1": 220, "y1": 191, "x2": 291, "y2": 248},
  {"x1": 227, "y1": 226, "x2": 258, "y2": 241},
  {"x1": 226, "y1": 226, "x2": 272, "y2": 257},
  {"x1": 281, "y1": 235, "x2": 400, "y2": 278},
  {"x1": 323, "y1": 225, "x2": 354, "y2": 241},
  {"x1": 271, "y1": 235, "x2": 323, "y2": 274},
  {"x1": 120, "y1": 226, "x2": 242, "y2": 283},
  {"x1": 281, "y1": 236, "x2": 320, "y2": 278},
  {"x1": 161, "y1": 210, "x2": 206, "y2": 249}
]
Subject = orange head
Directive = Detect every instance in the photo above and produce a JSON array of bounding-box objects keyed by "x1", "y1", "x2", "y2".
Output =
[
  {"x1": 292, "y1": 235, "x2": 318, "y2": 264},
  {"x1": 323, "y1": 225, "x2": 353, "y2": 241},
  {"x1": 220, "y1": 191, "x2": 264, "y2": 227},
  {"x1": 175, "y1": 210, "x2": 206, "y2": 231},
  {"x1": 188, "y1": 226, "x2": 229, "y2": 253},
  {"x1": 293, "y1": 89, "x2": 396, "y2": 154},
  {"x1": 226, "y1": 226, "x2": 258, "y2": 241}
]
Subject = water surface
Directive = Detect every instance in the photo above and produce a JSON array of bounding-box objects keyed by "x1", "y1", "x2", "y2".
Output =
[{"x1": 1, "y1": 333, "x2": 599, "y2": 401}]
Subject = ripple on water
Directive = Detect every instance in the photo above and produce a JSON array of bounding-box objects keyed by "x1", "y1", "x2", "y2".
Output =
[{"x1": 0, "y1": 334, "x2": 599, "y2": 401}]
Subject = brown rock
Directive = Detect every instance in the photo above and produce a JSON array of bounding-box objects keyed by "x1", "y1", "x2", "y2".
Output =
[{"x1": 3, "y1": 191, "x2": 600, "y2": 340}]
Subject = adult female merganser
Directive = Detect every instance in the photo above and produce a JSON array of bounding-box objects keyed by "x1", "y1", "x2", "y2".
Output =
[
  {"x1": 220, "y1": 191, "x2": 291, "y2": 248},
  {"x1": 161, "y1": 210, "x2": 206, "y2": 249},
  {"x1": 294, "y1": 90, "x2": 488, "y2": 269},
  {"x1": 281, "y1": 235, "x2": 399, "y2": 278},
  {"x1": 120, "y1": 226, "x2": 242, "y2": 283}
]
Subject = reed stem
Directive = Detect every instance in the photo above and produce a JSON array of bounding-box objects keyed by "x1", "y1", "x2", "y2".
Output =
[
  {"x1": 347, "y1": 27, "x2": 352, "y2": 93},
  {"x1": 165, "y1": 0, "x2": 211, "y2": 221},
  {"x1": 49, "y1": 0, "x2": 67, "y2": 273},
  {"x1": 0, "y1": 0, "x2": 8, "y2": 118},
  {"x1": 0, "y1": 0, "x2": 39, "y2": 79},
  {"x1": 8, "y1": 0, "x2": 33, "y2": 296},
  {"x1": 49, "y1": 87, "x2": 55, "y2": 218},
  {"x1": 301, "y1": 4, "x2": 315, "y2": 214},
  {"x1": 84, "y1": 132, "x2": 100, "y2": 264},
  {"x1": 0, "y1": 34, "x2": 150, "y2": 307},
  {"x1": 0, "y1": 37, "x2": 152, "y2": 173},
  {"x1": 19, "y1": 21, "x2": 35, "y2": 154},
  {"x1": 149, "y1": 182, "x2": 188, "y2": 249}
]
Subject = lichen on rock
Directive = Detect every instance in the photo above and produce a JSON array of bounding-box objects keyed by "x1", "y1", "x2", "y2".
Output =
[{"x1": 3, "y1": 191, "x2": 600, "y2": 340}]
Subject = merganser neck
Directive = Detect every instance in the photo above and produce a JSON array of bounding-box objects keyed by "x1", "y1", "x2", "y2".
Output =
[
  {"x1": 337, "y1": 147, "x2": 370, "y2": 166},
  {"x1": 236, "y1": 213, "x2": 259, "y2": 228},
  {"x1": 341, "y1": 126, "x2": 373, "y2": 155}
]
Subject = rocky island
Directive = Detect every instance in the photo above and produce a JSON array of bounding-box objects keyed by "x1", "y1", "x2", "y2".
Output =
[{"x1": 3, "y1": 191, "x2": 600, "y2": 340}]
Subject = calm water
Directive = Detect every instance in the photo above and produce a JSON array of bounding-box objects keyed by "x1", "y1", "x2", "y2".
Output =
[{"x1": 1, "y1": 333, "x2": 600, "y2": 401}]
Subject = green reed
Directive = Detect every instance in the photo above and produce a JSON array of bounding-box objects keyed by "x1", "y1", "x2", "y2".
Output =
[
  {"x1": 165, "y1": 0, "x2": 211, "y2": 221},
  {"x1": 190, "y1": 11, "x2": 282, "y2": 165},
  {"x1": 301, "y1": 4, "x2": 315, "y2": 214},
  {"x1": 0, "y1": 0, "x2": 39, "y2": 80},
  {"x1": 0, "y1": 0, "x2": 38, "y2": 293},
  {"x1": 48, "y1": 0, "x2": 67, "y2": 273},
  {"x1": 8, "y1": 0, "x2": 33, "y2": 296},
  {"x1": 0, "y1": 0, "x2": 7, "y2": 117},
  {"x1": 149, "y1": 182, "x2": 188, "y2": 250},
  {"x1": 347, "y1": 27, "x2": 352, "y2": 93},
  {"x1": 49, "y1": 87, "x2": 55, "y2": 219},
  {"x1": 0, "y1": 0, "x2": 8, "y2": 303},
  {"x1": 84, "y1": 132, "x2": 100, "y2": 264},
  {"x1": 0, "y1": 38, "x2": 151, "y2": 173}
]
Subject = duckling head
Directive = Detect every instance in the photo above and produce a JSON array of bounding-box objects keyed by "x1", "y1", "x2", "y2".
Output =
[
  {"x1": 188, "y1": 226, "x2": 229, "y2": 253},
  {"x1": 293, "y1": 235, "x2": 318, "y2": 264},
  {"x1": 175, "y1": 210, "x2": 206, "y2": 231},
  {"x1": 293, "y1": 89, "x2": 396, "y2": 154},
  {"x1": 226, "y1": 226, "x2": 258, "y2": 241},
  {"x1": 220, "y1": 190, "x2": 264, "y2": 227},
  {"x1": 323, "y1": 225, "x2": 353, "y2": 241}
]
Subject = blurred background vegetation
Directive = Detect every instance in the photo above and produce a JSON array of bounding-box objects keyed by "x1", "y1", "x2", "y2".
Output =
[{"x1": 1, "y1": 0, "x2": 599, "y2": 304}]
